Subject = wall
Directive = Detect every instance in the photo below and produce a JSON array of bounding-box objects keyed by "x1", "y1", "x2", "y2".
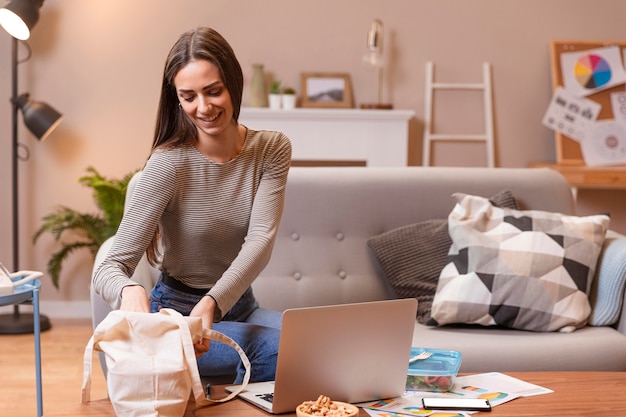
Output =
[{"x1": 0, "y1": 0, "x2": 625, "y2": 317}]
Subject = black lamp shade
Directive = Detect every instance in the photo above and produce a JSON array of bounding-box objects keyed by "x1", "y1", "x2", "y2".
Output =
[
  {"x1": 15, "y1": 93, "x2": 63, "y2": 141},
  {"x1": 0, "y1": 0, "x2": 44, "y2": 40}
]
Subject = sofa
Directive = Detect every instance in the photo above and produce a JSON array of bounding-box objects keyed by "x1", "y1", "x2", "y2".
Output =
[{"x1": 91, "y1": 166, "x2": 626, "y2": 374}]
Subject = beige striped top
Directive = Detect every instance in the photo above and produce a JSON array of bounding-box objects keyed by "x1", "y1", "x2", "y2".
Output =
[{"x1": 92, "y1": 128, "x2": 292, "y2": 320}]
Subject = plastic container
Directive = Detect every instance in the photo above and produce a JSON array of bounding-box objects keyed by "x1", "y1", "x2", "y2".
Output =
[{"x1": 405, "y1": 347, "x2": 462, "y2": 392}]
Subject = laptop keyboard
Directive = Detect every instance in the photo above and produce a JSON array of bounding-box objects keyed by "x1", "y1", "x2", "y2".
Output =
[{"x1": 256, "y1": 393, "x2": 274, "y2": 403}]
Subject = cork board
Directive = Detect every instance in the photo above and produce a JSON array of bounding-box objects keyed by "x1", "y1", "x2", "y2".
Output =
[{"x1": 550, "y1": 40, "x2": 626, "y2": 165}]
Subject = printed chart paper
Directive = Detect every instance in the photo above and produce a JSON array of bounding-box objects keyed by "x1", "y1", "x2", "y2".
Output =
[
  {"x1": 361, "y1": 372, "x2": 552, "y2": 417},
  {"x1": 542, "y1": 86, "x2": 602, "y2": 142},
  {"x1": 610, "y1": 91, "x2": 626, "y2": 123},
  {"x1": 580, "y1": 119, "x2": 626, "y2": 166},
  {"x1": 560, "y1": 46, "x2": 626, "y2": 97}
]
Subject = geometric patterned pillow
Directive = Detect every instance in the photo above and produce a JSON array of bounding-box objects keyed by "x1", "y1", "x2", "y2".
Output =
[
  {"x1": 367, "y1": 190, "x2": 519, "y2": 324},
  {"x1": 429, "y1": 193, "x2": 610, "y2": 333}
]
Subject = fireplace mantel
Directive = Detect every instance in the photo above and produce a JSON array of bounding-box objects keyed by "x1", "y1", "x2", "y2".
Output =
[{"x1": 239, "y1": 108, "x2": 415, "y2": 167}]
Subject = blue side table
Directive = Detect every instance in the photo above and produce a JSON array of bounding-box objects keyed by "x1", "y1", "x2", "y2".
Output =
[{"x1": 0, "y1": 280, "x2": 44, "y2": 417}]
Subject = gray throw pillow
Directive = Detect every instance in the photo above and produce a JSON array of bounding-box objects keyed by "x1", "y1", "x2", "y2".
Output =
[{"x1": 367, "y1": 190, "x2": 519, "y2": 323}]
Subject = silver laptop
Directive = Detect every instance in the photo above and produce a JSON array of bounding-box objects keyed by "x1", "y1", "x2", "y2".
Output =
[{"x1": 225, "y1": 298, "x2": 417, "y2": 414}]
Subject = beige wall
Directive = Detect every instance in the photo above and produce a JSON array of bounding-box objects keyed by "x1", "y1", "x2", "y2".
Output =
[{"x1": 1, "y1": 0, "x2": 625, "y2": 312}]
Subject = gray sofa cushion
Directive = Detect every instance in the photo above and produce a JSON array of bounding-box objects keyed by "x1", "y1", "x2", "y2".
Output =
[
  {"x1": 430, "y1": 193, "x2": 610, "y2": 332},
  {"x1": 412, "y1": 321, "x2": 626, "y2": 372},
  {"x1": 367, "y1": 190, "x2": 519, "y2": 324}
]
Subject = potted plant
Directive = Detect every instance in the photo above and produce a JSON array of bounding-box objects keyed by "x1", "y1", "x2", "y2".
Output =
[
  {"x1": 268, "y1": 81, "x2": 282, "y2": 110},
  {"x1": 32, "y1": 166, "x2": 138, "y2": 288},
  {"x1": 282, "y1": 86, "x2": 297, "y2": 109}
]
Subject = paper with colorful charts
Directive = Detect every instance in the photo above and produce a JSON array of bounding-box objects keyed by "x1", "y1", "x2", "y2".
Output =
[
  {"x1": 361, "y1": 372, "x2": 553, "y2": 416},
  {"x1": 560, "y1": 45, "x2": 626, "y2": 97}
]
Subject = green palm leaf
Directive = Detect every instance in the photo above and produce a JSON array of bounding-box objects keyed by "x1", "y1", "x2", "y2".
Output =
[{"x1": 33, "y1": 166, "x2": 138, "y2": 288}]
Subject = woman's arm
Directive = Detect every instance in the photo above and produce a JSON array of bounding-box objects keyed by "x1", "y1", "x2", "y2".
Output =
[{"x1": 92, "y1": 154, "x2": 176, "y2": 309}]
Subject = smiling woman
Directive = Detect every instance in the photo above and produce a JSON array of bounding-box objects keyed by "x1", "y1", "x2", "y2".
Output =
[
  {"x1": 174, "y1": 59, "x2": 244, "y2": 162},
  {"x1": 91, "y1": 27, "x2": 292, "y2": 385}
]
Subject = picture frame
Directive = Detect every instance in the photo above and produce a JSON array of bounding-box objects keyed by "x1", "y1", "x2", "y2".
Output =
[{"x1": 300, "y1": 72, "x2": 353, "y2": 108}]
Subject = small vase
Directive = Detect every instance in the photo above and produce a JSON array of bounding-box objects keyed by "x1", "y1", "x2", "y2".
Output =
[
  {"x1": 250, "y1": 64, "x2": 268, "y2": 107},
  {"x1": 268, "y1": 94, "x2": 282, "y2": 110},
  {"x1": 282, "y1": 94, "x2": 296, "y2": 110}
]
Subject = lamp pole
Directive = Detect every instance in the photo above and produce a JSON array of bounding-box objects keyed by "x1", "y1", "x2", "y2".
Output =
[
  {"x1": 12, "y1": 37, "x2": 19, "y2": 274},
  {"x1": 0, "y1": 36, "x2": 52, "y2": 333}
]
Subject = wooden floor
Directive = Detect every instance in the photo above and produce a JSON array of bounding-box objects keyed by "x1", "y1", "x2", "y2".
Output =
[{"x1": 0, "y1": 319, "x2": 108, "y2": 417}]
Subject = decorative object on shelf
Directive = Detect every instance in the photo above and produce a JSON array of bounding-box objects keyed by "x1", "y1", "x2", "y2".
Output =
[
  {"x1": 33, "y1": 167, "x2": 138, "y2": 289},
  {"x1": 0, "y1": 0, "x2": 63, "y2": 336},
  {"x1": 301, "y1": 72, "x2": 353, "y2": 108},
  {"x1": 268, "y1": 80, "x2": 281, "y2": 110},
  {"x1": 361, "y1": 19, "x2": 393, "y2": 109},
  {"x1": 281, "y1": 86, "x2": 296, "y2": 109},
  {"x1": 249, "y1": 63, "x2": 268, "y2": 107}
]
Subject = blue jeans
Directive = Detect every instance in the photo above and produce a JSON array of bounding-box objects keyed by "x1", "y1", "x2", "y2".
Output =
[{"x1": 150, "y1": 278, "x2": 281, "y2": 384}]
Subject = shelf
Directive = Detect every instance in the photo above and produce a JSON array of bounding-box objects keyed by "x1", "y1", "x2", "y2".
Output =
[
  {"x1": 239, "y1": 107, "x2": 415, "y2": 167},
  {"x1": 240, "y1": 107, "x2": 415, "y2": 122},
  {"x1": 530, "y1": 163, "x2": 626, "y2": 190}
]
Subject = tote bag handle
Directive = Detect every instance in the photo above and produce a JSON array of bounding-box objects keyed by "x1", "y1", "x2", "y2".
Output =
[
  {"x1": 163, "y1": 309, "x2": 251, "y2": 406},
  {"x1": 81, "y1": 309, "x2": 251, "y2": 408}
]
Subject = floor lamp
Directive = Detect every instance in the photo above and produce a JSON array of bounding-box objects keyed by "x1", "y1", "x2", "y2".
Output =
[{"x1": 0, "y1": 0, "x2": 61, "y2": 334}]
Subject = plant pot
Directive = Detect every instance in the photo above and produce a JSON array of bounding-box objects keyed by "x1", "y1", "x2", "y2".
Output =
[
  {"x1": 268, "y1": 94, "x2": 282, "y2": 110},
  {"x1": 282, "y1": 94, "x2": 296, "y2": 110}
]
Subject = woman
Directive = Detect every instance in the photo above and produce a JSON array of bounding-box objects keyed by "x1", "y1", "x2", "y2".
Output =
[{"x1": 92, "y1": 27, "x2": 292, "y2": 384}]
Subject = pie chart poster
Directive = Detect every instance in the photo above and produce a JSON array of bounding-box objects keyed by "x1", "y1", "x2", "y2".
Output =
[{"x1": 560, "y1": 45, "x2": 626, "y2": 97}]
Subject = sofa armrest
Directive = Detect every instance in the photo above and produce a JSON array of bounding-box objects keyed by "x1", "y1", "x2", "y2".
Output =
[
  {"x1": 588, "y1": 230, "x2": 626, "y2": 333},
  {"x1": 90, "y1": 236, "x2": 115, "y2": 330}
]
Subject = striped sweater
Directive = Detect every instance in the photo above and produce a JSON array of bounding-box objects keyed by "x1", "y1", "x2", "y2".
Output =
[{"x1": 92, "y1": 128, "x2": 292, "y2": 320}]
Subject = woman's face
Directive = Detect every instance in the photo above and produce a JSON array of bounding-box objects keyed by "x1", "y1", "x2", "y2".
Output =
[{"x1": 174, "y1": 59, "x2": 234, "y2": 139}]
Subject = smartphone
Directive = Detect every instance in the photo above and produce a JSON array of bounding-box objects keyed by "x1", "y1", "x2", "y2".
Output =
[{"x1": 422, "y1": 397, "x2": 492, "y2": 412}]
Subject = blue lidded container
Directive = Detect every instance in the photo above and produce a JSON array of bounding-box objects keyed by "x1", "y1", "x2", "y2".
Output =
[{"x1": 406, "y1": 347, "x2": 462, "y2": 392}]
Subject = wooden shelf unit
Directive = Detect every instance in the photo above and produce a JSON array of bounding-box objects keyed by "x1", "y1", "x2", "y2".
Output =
[{"x1": 530, "y1": 163, "x2": 626, "y2": 190}]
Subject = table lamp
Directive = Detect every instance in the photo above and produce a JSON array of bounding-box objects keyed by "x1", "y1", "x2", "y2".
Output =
[{"x1": 361, "y1": 19, "x2": 392, "y2": 109}]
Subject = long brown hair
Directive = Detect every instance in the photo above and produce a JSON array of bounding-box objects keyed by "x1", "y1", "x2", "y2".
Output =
[
  {"x1": 146, "y1": 27, "x2": 244, "y2": 265},
  {"x1": 152, "y1": 27, "x2": 244, "y2": 151}
]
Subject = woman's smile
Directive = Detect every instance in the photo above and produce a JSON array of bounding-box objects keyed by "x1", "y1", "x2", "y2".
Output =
[{"x1": 197, "y1": 110, "x2": 222, "y2": 126}]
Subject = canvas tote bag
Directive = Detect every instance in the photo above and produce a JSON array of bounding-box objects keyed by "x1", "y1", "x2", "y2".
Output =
[{"x1": 81, "y1": 308, "x2": 250, "y2": 417}]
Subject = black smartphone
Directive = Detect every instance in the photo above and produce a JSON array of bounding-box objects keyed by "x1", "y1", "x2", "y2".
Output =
[{"x1": 422, "y1": 397, "x2": 492, "y2": 412}]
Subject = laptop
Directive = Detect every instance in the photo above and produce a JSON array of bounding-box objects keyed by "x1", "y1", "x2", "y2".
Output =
[{"x1": 225, "y1": 298, "x2": 417, "y2": 414}]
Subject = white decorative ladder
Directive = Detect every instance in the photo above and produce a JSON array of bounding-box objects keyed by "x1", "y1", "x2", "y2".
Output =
[{"x1": 422, "y1": 61, "x2": 495, "y2": 167}]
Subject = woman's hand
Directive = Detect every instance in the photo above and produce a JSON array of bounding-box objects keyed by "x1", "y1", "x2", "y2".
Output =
[
  {"x1": 190, "y1": 295, "x2": 216, "y2": 357},
  {"x1": 120, "y1": 285, "x2": 150, "y2": 312}
]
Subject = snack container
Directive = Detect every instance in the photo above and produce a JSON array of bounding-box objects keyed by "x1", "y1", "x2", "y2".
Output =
[{"x1": 405, "y1": 347, "x2": 462, "y2": 392}]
